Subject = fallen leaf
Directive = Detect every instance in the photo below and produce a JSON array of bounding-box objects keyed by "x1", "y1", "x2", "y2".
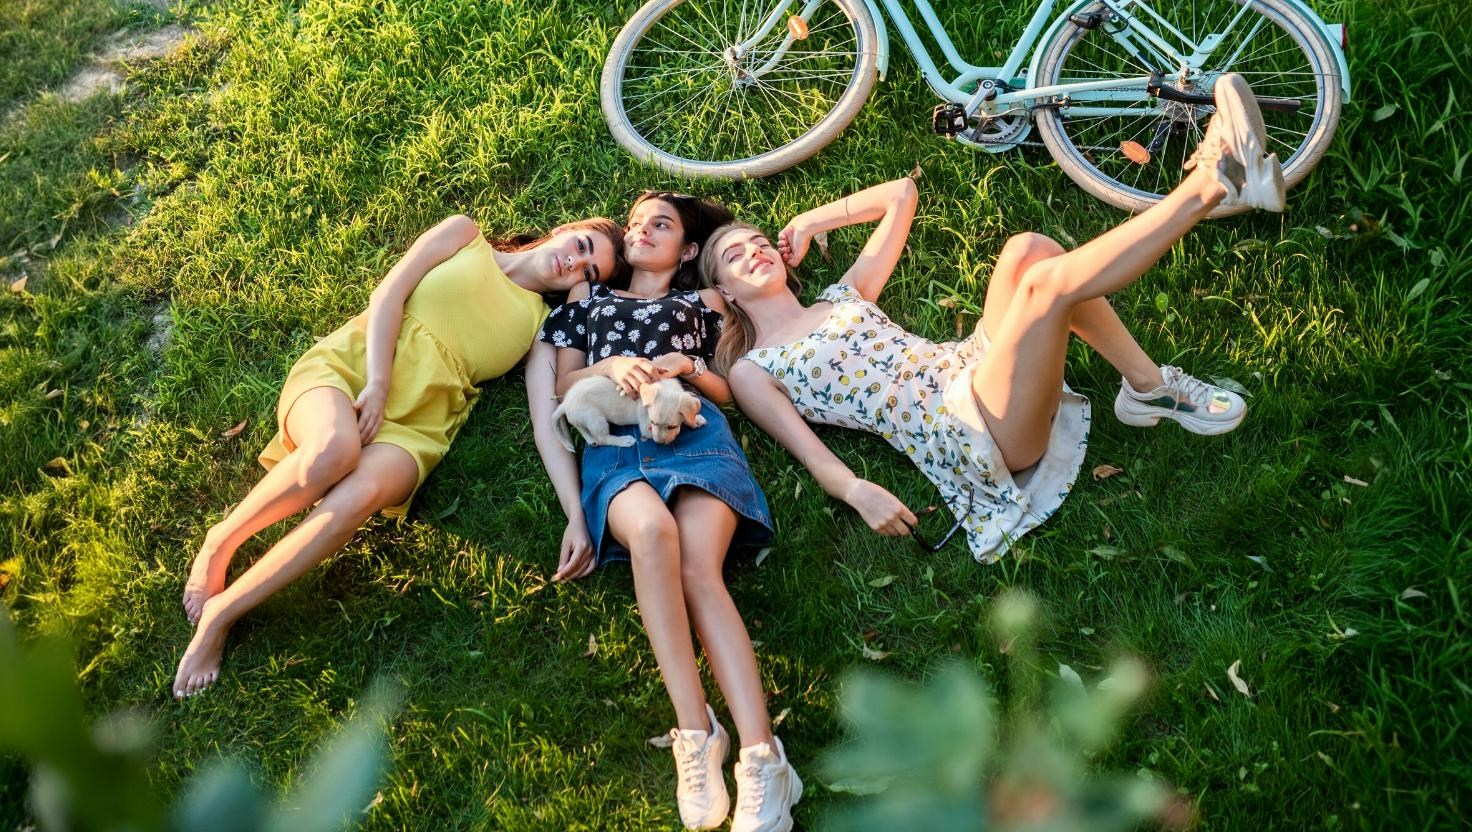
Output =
[
  {"x1": 362, "y1": 792, "x2": 383, "y2": 813},
  {"x1": 9, "y1": 275, "x2": 28, "y2": 293},
  {"x1": 584, "y1": 633, "x2": 598, "y2": 657},
  {"x1": 1209, "y1": 376, "x2": 1253, "y2": 397},
  {"x1": 1325, "y1": 700, "x2": 1340, "y2": 713},
  {"x1": 1089, "y1": 545, "x2": 1126, "y2": 560},
  {"x1": 1316, "y1": 750, "x2": 1335, "y2": 766},
  {"x1": 909, "y1": 162, "x2": 923, "y2": 180},
  {"x1": 1372, "y1": 103, "x2": 1398, "y2": 122},
  {"x1": 1161, "y1": 545, "x2": 1190, "y2": 565},
  {"x1": 812, "y1": 230, "x2": 830, "y2": 260},
  {"x1": 1226, "y1": 660, "x2": 1251, "y2": 698},
  {"x1": 937, "y1": 296, "x2": 958, "y2": 308},
  {"x1": 868, "y1": 574, "x2": 896, "y2": 588},
  {"x1": 1204, "y1": 684, "x2": 1221, "y2": 703},
  {"x1": 1092, "y1": 463, "x2": 1124, "y2": 480},
  {"x1": 772, "y1": 707, "x2": 791, "y2": 727},
  {"x1": 861, "y1": 645, "x2": 891, "y2": 661},
  {"x1": 647, "y1": 733, "x2": 674, "y2": 748},
  {"x1": 1343, "y1": 475, "x2": 1369, "y2": 487},
  {"x1": 44, "y1": 389, "x2": 62, "y2": 400},
  {"x1": 43, "y1": 457, "x2": 73, "y2": 476},
  {"x1": 220, "y1": 420, "x2": 247, "y2": 438},
  {"x1": 1244, "y1": 554, "x2": 1272, "y2": 571},
  {"x1": 1400, "y1": 587, "x2": 1427, "y2": 601},
  {"x1": 754, "y1": 547, "x2": 772, "y2": 567},
  {"x1": 1058, "y1": 663, "x2": 1087, "y2": 696}
]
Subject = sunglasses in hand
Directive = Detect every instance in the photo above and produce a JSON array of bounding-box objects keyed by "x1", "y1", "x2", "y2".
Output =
[{"x1": 900, "y1": 486, "x2": 974, "y2": 553}]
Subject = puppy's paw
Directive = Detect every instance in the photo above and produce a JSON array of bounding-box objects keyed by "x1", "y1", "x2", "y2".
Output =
[
  {"x1": 611, "y1": 436, "x2": 636, "y2": 447},
  {"x1": 694, "y1": 415, "x2": 707, "y2": 428}
]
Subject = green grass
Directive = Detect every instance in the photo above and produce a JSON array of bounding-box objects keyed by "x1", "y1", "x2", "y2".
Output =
[{"x1": 2, "y1": 0, "x2": 1469, "y2": 828}]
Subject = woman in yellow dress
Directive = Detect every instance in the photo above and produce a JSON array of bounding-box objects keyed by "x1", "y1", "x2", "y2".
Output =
[{"x1": 173, "y1": 213, "x2": 625, "y2": 698}]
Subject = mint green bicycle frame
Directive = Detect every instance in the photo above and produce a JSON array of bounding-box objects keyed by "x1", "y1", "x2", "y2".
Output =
[{"x1": 735, "y1": 0, "x2": 1350, "y2": 119}]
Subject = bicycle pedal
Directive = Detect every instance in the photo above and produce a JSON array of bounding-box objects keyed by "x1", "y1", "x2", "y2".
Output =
[{"x1": 932, "y1": 103, "x2": 965, "y2": 137}]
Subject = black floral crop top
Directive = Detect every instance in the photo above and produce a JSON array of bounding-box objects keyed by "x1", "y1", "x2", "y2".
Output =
[{"x1": 538, "y1": 282, "x2": 723, "y2": 366}]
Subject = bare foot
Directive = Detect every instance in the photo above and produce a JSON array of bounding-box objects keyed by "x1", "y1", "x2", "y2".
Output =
[
  {"x1": 183, "y1": 528, "x2": 231, "y2": 625},
  {"x1": 173, "y1": 600, "x2": 229, "y2": 699}
]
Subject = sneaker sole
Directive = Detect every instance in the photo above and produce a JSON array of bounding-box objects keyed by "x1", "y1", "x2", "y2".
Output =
[
  {"x1": 1214, "y1": 73, "x2": 1286, "y2": 212},
  {"x1": 1114, "y1": 389, "x2": 1246, "y2": 435}
]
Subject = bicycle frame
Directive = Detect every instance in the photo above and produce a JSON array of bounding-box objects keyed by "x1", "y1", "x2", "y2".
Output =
[{"x1": 734, "y1": 0, "x2": 1350, "y2": 117}]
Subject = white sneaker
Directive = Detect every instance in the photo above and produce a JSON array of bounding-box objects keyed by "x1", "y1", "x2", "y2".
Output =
[
  {"x1": 731, "y1": 736, "x2": 803, "y2": 832},
  {"x1": 670, "y1": 705, "x2": 730, "y2": 830},
  {"x1": 1184, "y1": 72, "x2": 1286, "y2": 212},
  {"x1": 1115, "y1": 366, "x2": 1246, "y2": 435}
]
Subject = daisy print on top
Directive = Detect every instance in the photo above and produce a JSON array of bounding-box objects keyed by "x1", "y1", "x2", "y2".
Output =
[{"x1": 540, "y1": 281, "x2": 722, "y2": 367}]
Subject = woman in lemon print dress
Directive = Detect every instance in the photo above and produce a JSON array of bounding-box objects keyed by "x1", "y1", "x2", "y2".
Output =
[{"x1": 173, "y1": 213, "x2": 625, "y2": 698}]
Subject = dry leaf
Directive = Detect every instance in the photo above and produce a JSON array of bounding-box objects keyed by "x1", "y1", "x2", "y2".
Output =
[
  {"x1": 43, "y1": 457, "x2": 72, "y2": 476},
  {"x1": 1343, "y1": 475, "x2": 1369, "y2": 487},
  {"x1": 647, "y1": 733, "x2": 674, "y2": 748},
  {"x1": 1092, "y1": 463, "x2": 1125, "y2": 480},
  {"x1": 44, "y1": 389, "x2": 62, "y2": 400},
  {"x1": 220, "y1": 420, "x2": 247, "y2": 439},
  {"x1": 909, "y1": 162, "x2": 923, "y2": 180},
  {"x1": 937, "y1": 296, "x2": 958, "y2": 308},
  {"x1": 772, "y1": 707, "x2": 791, "y2": 727},
  {"x1": 1400, "y1": 587, "x2": 1427, "y2": 601},
  {"x1": 584, "y1": 633, "x2": 598, "y2": 657},
  {"x1": 1226, "y1": 660, "x2": 1251, "y2": 698},
  {"x1": 362, "y1": 792, "x2": 384, "y2": 813},
  {"x1": 1325, "y1": 700, "x2": 1340, "y2": 713},
  {"x1": 1120, "y1": 140, "x2": 1151, "y2": 164},
  {"x1": 9, "y1": 275, "x2": 28, "y2": 293},
  {"x1": 861, "y1": 645, "x2": 891, "y2": 661},
  {"x1": 755, "y1": 547, "x2": 772, "y2": 567},
  {"x1": 868, "y1": 575, "x2": 896, "y2": 588},
  {"x1": 812, "y1": 230, "x2": 830, "y2": 260},
  {"x1": 1204, "y1": 684, "x2": 1221, "y2": 703}
]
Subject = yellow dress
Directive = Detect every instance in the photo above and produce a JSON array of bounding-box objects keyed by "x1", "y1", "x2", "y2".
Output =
[{"x1": 258, "y1": 235, "x2": 550, "y2": 517}]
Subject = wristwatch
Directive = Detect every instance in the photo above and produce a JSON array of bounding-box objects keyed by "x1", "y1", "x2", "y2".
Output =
[{"x1": 687, "y1": 356, "x2": 707, "y2": 378}]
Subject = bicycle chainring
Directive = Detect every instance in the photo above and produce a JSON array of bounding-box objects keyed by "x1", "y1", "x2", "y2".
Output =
[{"x1": 954, "y1": 111, "x2": 1033, "y2": 153}]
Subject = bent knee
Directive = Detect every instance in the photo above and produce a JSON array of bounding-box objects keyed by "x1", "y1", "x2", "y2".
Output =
[
  {"x1": 680, "y1": 560, "x2": 727, "y2": 599},
  {"x1": 298, "y1": 434, "x2": 360, "y2": 486},
  {"x1": 320, "y1": 478, "x2": 392, "y2": 523},
  {"x1": 1005, "y1": 231, "x2": 1066, "y2": 261},
  {"x1": 1015, "y1": 257, "x2": 1075, "y2": 308}
]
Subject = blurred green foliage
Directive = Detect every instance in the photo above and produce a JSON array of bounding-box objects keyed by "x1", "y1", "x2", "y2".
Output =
[{"x1": 0, "y1": 609, "x2": 399, "y2": 832}]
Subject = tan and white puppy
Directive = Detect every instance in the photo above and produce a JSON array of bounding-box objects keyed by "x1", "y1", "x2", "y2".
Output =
[{"x1": 554, "y1": 377, "x2": 706, "y2": 451}]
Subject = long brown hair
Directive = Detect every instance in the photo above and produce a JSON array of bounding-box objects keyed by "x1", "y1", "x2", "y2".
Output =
[
  {"x1": 698, "y1": 221, "x2": 803, "y2": 375},
  {"x1": 491, "y1": 217, "x2": 631, "y2": 300}
]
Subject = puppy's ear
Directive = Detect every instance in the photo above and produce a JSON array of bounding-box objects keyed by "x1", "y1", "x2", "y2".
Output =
[
  {"x1": 640, "y1": 382, "x2": 661, "y2": 408},
  {"x1": 681, "y1": 396, "x2": 703, "y2": 427}
]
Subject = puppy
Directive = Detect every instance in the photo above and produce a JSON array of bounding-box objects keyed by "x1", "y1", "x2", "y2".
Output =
[{"x1": 554, "y1": 377, "x2": 706, "y2": 451}]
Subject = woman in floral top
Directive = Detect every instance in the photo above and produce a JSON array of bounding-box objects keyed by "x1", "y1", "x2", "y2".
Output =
[
  {"x1": 539, "y1": 192, "x2": 802, "y2": 831},
  {"x1": 700, "y1": 77, "x2": 1283, "y2": 563}
]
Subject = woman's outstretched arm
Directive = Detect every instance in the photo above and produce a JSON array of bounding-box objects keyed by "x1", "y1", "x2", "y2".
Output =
[
  {"x1": 728, "y1": 361, "x2": 917, "y2": 537},
  {"x1": 778, "y1": 176, "x2": 918, "y2": 303},
  {"x1": 526, "y1": 339, "x2": 596, "y2": 581},
  {"x1": 360, "y1": 214, "x2": 482, "y2": 444}
]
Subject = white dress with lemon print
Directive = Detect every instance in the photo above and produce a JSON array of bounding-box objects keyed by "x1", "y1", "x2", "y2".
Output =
[{"x1": 743, "y1": 282, "x2": 1091, "y2": 563}]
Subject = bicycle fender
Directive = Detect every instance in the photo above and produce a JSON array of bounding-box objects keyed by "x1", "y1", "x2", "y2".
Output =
[
  {"x1": 1024, "y1": 0, "x2": 1350, "y2": 100},
  {"x1": 862, "y1": 0, "x2": 890, "y2": 80}
]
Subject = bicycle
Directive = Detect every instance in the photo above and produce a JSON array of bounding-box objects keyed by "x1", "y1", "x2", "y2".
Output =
[{"x1": 600, "y1": 0, "x2": 1350, "y2": 216}]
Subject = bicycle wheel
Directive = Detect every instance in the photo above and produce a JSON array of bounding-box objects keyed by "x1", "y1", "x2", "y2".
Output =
[
  {"x1": 1033, "y1": 0, "x2": 1343, "y2": 216},
  {"x1": 601, "y1": 0, "x2": 879, "y2": 180}
]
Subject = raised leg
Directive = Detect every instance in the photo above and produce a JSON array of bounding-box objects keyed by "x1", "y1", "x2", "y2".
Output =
[
  {"x1": 173, "y1": 442, "x2": 418, "y2": 698},
  {"x1": 673, "y1": 487, "x2": 771, "y2": 749},
  {"x1": 183, "y1": 387, "x2": 362, "y2": 624},
  {"x1": 980, "y1": 233, "x2": 1163, "y2": 394},
  {"x1": 972, "y1": 171, "x2": 1226, "y2": 470},
  {"x1": 606, "y1": 482, "x2": 709, "y2": 733}
]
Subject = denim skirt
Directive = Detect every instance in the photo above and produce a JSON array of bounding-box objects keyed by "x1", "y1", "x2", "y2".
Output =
[{"x1": 580, "y1": 398, "x2": 775, "y2": 567}]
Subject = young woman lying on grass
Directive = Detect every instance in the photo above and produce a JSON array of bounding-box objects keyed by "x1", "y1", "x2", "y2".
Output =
[
  {"x1": 174, "y1": 213, "x2": 626, "y2": 699},
  {"x1": 701, "y1": 74, "x2": 1280, "y2": 564},
  {"x1": 539, "y1": 191, "x2": 799, "y2": 832}
]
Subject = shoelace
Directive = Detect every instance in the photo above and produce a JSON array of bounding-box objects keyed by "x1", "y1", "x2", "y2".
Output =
[
  {"x1": 1164, "y1": 367, "x2": 1211, "y2": 407},
  {"x1": 675, "y1": 736, "x2": 710, "y2": 791},
  {"x1": 736, "y1": 763, "x2": 771, "y2": 813}
]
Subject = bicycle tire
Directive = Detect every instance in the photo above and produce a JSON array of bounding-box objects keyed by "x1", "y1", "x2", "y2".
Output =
[
  {"x1": 601, "y1": 0, "x2": 880, "y2": 180},
  {"x1": 1033, "y1": 0, "x2": 1343, "y2": 217}
]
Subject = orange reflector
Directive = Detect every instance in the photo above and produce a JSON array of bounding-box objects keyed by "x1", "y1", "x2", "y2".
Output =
[
  {"x1": 788, "y1": 15, "x2": 809, "y2": 40},
  {"x1": 1120, "y1": 140, "x2": 1151, "y2": 165}
]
